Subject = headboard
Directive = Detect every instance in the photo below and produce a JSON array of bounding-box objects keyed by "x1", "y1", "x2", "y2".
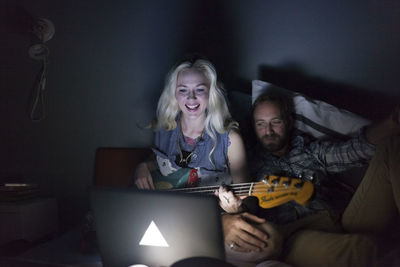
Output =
[{"x1": 94, "y1": 147, "x2": 152, "y2": 187}]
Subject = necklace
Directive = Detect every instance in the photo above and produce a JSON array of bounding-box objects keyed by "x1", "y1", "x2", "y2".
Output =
[{"x1": 176, "y1": 118, "x2": 204, "y2": 168}]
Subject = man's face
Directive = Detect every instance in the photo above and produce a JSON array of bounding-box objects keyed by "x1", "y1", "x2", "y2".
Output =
[{"x1": 253, "y1": 101, "x2": 290, "y2": 155}]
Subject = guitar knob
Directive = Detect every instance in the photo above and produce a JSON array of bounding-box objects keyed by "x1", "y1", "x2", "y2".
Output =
[
  {"x1": 262, "y1": 179, "x2": 270, "y2": 186},
  {"x1": 294, "y1": 182, "x2": 304, "y2": 189},
  {"x1": 282, "y1": 181, "x2": 290, "y2": 188},
  {"x1": 301, "y1": 171, "x2": 315, "y2": 181}
]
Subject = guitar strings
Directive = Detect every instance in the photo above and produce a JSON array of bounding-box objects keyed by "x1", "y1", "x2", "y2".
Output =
[
  {"x1": 170, "y1": 181, "x2": 303, "y2": 190},
  {"x1": 174, "y1": 182, "x2": 301, "y2": 191},
  {"x1": 171, "y1": 183, "x2": 304, "y2": 191},
  {"x1": 169, "y1": 183, "x2": 306, "y2": 195}
]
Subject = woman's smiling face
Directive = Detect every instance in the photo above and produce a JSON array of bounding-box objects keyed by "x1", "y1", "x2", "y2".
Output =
[{"x1": 175, "y1": 68, "x2": 210, "y2": 119}]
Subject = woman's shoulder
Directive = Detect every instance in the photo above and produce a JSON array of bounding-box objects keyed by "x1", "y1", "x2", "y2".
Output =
[
  {"x1": 226, "y1": 128, "x2": 245, "y2": 149},
  {"x1": 228, "y1": 127, "x2": 242, "y2": 139},
  {"x1": 154, "y1": 121, "x2": 178, "y2": 134},
  {"x1": 227, "y1": 128, "x2": 239, "y2": 138},
  {"x1": 154, "y1": 125, "x2": 178, "y2": 145},
  {"x1": 153, "y1": 115, "x2": 179, "y2": 133}
]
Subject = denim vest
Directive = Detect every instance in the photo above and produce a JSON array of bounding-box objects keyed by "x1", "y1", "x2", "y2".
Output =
[{"x1": 152, "y1": 123, "x2": 231, "y2": 187}]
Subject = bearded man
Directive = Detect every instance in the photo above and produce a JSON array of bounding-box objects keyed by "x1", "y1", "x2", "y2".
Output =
[{"x1": 223, "y1": 91, "x2": 400, "y2": 267}]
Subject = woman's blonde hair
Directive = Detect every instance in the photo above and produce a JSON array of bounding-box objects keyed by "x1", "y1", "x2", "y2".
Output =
[{"x1": 153, "y1": 58, "x2": 238, "y2": 164}]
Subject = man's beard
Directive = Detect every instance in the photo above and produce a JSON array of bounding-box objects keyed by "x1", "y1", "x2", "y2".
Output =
[{"x1": 260, "y1": 133, "x2": 289, "y2": 153}]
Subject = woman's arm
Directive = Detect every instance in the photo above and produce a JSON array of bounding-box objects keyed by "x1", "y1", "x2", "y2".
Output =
[
  {"x1": 217, "y1": 130, "x2": 250, "y2": 213},
  {"x1": 133, "y1": 154, "x2": 158, "y2": 189},
  {"x1": 227, "y1": 129, "x2": 250, "y2": 184}
]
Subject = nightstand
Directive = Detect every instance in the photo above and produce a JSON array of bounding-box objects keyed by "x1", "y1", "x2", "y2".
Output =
[{"x1": 0, "y1": 198, "x2": 58, "y2": 245}]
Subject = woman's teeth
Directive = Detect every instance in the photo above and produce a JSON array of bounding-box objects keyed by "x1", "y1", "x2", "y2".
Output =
[{"x1": 186, "y1": 104, "x2": 200, "y2": 110}]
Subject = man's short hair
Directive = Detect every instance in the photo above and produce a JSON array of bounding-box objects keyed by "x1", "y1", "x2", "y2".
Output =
[{"x1": 252, "y1": 90, "x2": 295, "y2": 126}]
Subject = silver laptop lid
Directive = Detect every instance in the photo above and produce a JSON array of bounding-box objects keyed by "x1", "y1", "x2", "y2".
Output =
[{"x1": 90, "y1": 187, "x2": 225, "y2": 267}]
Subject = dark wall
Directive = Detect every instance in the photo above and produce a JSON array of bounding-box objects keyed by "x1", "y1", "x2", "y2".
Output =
[
  {"x1": 230, "y1": 0, "x2": 400, "y2": 119},
  {"x1": 2, "y1": 0, "x2": 399, "y2": 229}
]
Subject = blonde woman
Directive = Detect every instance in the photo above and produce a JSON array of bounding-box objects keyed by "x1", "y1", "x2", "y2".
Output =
[
  {"x1": 134, "y1": 57, "x2": 248, "y2": 195},
  {"x1": 133, "y1": 57, "x2": 286, "y2": 266}
]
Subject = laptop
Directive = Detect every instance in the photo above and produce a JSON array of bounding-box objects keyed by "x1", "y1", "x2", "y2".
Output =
[{"x1": 90, "y1": 187, "x2": 225, "y2": 267}]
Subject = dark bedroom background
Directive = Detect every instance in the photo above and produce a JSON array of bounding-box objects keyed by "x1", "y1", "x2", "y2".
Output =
[{"x1": 1, "y1": 0, "x2": 400, "y2": 231}]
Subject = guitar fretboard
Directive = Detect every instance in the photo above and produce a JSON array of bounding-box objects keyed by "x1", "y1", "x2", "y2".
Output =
[
  {"x1": 154, "y1": 174, "x2": 314, "y2": 209},
  {"x1": 168, "y1": 180, "x2": 305, "y2": 196}
]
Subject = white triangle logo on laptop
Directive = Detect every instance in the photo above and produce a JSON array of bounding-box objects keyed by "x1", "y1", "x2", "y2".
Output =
[{"x1": 139, "y1": 220, "x2": 169, "y2": 247}]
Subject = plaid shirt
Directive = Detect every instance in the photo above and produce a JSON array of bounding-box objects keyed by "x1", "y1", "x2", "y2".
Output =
[{"x1": 248, "y1": 128, "x2": 375, "y2": 224}]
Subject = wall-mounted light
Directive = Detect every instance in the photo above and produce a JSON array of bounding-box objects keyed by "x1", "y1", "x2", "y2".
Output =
[{"x1": 29, "y1": 18, "x2": 55, "y2": 122}]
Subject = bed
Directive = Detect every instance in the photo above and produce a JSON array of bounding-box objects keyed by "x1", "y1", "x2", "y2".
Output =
[{"x1": 3, "y1": 79, "x2": 398, "y2": 266}]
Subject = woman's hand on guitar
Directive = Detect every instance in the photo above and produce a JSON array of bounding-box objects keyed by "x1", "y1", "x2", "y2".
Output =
[
  {"x1": 133, "y1": 162, "x2": 155, "y2": 189},
  {"x1": 216, "y1": 186, "x2": 244, "y2": 213}
]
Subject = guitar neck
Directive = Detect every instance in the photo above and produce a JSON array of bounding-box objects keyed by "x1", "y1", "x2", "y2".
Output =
[
  {"x1": 168, "y1": 182, "x2": 258, "y2": 196},
  {"x1": 160, "y1": 175, "x2": 314, "y2": 209}
]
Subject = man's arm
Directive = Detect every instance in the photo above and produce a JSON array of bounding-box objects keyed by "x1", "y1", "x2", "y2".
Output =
[
  {"x1": 365, "y1": 106, "x2": 400, "y2": 145},
  {"x1": 313, "y1": 106, "x2": 400, "y2": 173},
  {"x1": 222, "y1": 213, "x2": 283, "y2": 262},
  {"x1": 222, "y1": 212, "x2": 269, "y2": 252}
]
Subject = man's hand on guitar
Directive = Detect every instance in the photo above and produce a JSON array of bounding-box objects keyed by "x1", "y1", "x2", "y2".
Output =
[
  {"x1": 133, "y1": 162, "x2": 155, "y2": 189},
  {"x1": 216, "y1": 186, "x2": 244, "y2": 213},
  {"x1": 222, "y1": 212, "x2": 269, "y2": 252}
]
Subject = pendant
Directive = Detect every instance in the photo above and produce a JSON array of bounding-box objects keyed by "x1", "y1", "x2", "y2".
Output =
[{"x1": 175, "y1": 150, "x2": 192, "y2": 168}]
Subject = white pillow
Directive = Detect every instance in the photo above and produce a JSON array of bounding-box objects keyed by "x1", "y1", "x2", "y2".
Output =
[{"x1": 252, "y1": 80, "x2": 371, "y2": 139}]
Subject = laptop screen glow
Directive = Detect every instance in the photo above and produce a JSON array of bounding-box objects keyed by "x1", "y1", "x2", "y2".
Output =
[
  {"x1": 91, "y1": 188, "x2": 225, "y2": 267},
  {"x1": 139, "y1": 220, "x2": 169, "y2": 247}
]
